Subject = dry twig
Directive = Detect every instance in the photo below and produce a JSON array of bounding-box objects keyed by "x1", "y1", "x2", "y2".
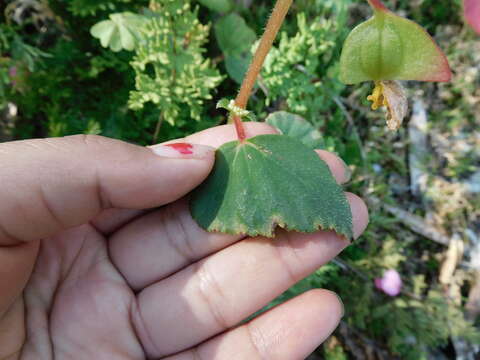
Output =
[{"x1": 368, "y1": 197, "x2": 450, "y2": 246}]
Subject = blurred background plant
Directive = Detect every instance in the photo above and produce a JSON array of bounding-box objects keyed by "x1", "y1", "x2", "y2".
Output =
[{"x1": 1, "y1": 0, "x2": 479, "y2": 358}]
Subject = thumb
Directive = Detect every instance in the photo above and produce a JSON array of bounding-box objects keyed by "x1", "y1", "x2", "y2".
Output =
[
  {"x1": 0, "y1": 134, "x2": 215, "y2": 245},
  {"x1": 0, "y1": 135, "x2": 214, "y2": 327}
]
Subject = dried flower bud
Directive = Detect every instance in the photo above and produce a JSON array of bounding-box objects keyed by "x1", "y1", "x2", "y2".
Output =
[{"x1": 367, "y1": 80, "x2": 407, "y2": 130}]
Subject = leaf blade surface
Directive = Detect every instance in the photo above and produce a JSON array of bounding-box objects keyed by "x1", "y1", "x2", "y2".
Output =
[{"x1": 191, "y1": 134, "x2": 353, "y2": 239}]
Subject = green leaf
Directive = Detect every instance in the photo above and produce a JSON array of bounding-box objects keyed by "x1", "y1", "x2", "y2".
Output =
[
  {"x1": 90, "y1": 12, "x2": 147, "y2": 52},
  {"x1": 216, "y1": 98, "x2": 257, "y2": 121},
  {"x1": 216, "y1": 98, "x2": 231, "y2": 110},
  {"x1": 339, "y1": 4, "x2": 451, "y2": 84},
  {"x1": 127, "y1": 4, "x2": 223, "y2": 125},
  {"x1": 190, "y1": 134, "x2": 353, "y2": 239},
  {"x1": 215, "y1": 13, "x2": 256, "y2": 56},
  {"x1": 243, "y1": 112, "x2": 257, "y2": 122},
  {"x1": 214, "y1": 13, "x2": 255, "y2": 83},
  {"x1": 265, "y1": 111, "x2": 324, "y2": 149},
  {"x1": 198, "y1": 0, "x2": 233, "y2": 13},
  {"x1": 225, "y1": 54, "x2": 251, "y2": 84}
]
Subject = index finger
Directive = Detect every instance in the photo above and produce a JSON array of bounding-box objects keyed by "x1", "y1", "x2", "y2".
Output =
[{"x1": 92, "y1": 122, "x2": 279, "y2": 234}]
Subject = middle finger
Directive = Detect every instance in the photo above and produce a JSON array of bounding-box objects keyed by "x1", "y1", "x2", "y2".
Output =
[{"x1": 131, "y1": 193, "x2": 368, "y2": 358}]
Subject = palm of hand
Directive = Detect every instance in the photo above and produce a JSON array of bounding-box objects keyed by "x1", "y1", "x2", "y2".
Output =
[
  {"x1": 0, "y1": 125, "x2": 367, "y2": 360},
  {"x1": 22, "y1": 200, "x2": 352, "y2": 359},
  {"x1": 23, "y1": 223, "x2": 142, "y2": 359}
]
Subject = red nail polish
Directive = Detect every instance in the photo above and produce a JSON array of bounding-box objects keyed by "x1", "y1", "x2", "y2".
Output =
[
  {"x1": 151, "y1": 142, "x2": 215, "y2": 159},
  {"x1": 165, "y1": 143, "x2": 194, "y2": 155}
]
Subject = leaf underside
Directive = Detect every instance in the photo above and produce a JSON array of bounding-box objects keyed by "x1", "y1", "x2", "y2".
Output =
[{"x1": 190, "y1": 134, "x2": 353, "y2": 239}]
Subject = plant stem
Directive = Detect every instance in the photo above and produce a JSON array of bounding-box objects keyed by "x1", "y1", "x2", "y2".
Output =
[
  {"x1": 367, "y1": 0, "x2": 387, "y2": 11},
  {"x1": 233, "y1": 0, "x2": 293, "y2": 141},
  {"x1": 153, "y1": 114, "x2": 164, "y2": 143}
]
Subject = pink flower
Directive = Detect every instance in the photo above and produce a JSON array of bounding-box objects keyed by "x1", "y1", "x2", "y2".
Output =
[
  {"x1": 9, "y1": 66, "x2": 17, "y2": 77},
  {"x1": 9, "y1": 66, "x2": 18, "y2": 86},
  {"x1": 375, "y1": 269, "x2": 402, "y2": 296},
  {"x1": 464, "y1": 0, "x2": 480, "y2": 34}
]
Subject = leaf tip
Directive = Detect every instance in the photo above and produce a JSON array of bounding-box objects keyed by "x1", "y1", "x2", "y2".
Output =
[{"x1": 427, "y1": 65, "x2": 452, "y2": 83}]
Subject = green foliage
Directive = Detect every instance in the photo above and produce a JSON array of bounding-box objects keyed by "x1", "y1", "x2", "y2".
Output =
[
  {"x1": 67, "y1": 0, "x2": 135, "y2": 17},
  {"x1": 10, "y1": 37, "x2": 134, "y2": 138},
  {"x1": 259, "y1": 11, "x2": 348, "y2": 125},
  {"x1": 214, "y1": 13, "x2": 256, "y2": 83},
  {"x1": 216, "y1": 97, "x2": 257, "y2": 121},
  {"x1": 328, "y1": 230, "x2": 480, "y2": 359},
  {"x1": 191, "y1": 134, "x2": 353, "y2": 238},
  {"x1": 265, "y1": 111, "x2": 324, "y2": 149},
  {"x1": 198, "y1": 0, "x2": 233, "y2": 13},
  {"x1": 0, "y1": 63, "x2": 10, "y2": 109},
  {"x1": 91, "y1": 12, "x2": 147, "y2": 52},
  {"x1": 213, "y1": 12, "x2": 255, "y2": 54},
  {"x1": 0, "y1": 24, "x2": 51, "y2": 109},
  {"x1": 324, "y1": 343, "x2": 348, "y2": 360},
  {"x1": 366, "y1": 289, "x2": 480, "y2": 359},
  {"x1": 128, "y1": 0, "x2": 223, "y2": 126}
]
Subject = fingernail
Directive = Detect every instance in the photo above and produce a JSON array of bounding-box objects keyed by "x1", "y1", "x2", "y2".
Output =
[
  {"x1": 335, "y1": 236, "x2": 351, "y2": 253},
  {"x1": 340, "y1": 158, "x2": 352, "y2": 183},
  {"x1": 151, "y1": 143, "x2": 215, "y2": 159}
]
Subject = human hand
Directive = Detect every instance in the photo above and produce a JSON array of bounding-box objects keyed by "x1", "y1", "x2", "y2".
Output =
[{"x1": 0, "y1": 123, "x2": 368, "y2": 360}]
